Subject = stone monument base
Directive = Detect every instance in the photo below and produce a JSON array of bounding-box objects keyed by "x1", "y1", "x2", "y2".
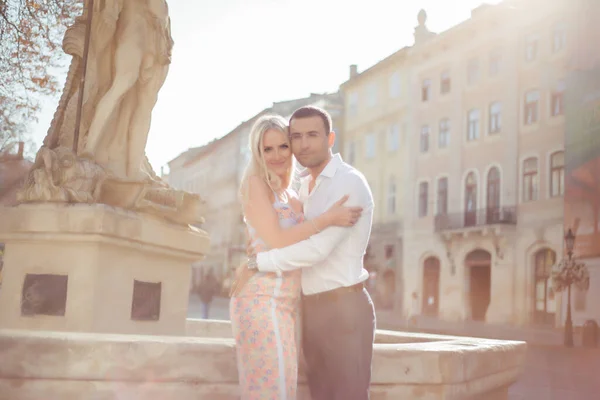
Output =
[
  {"x1": 0, "y1": 324, "x2": 526, "y2": 400},
  {"x1": 0, "y1": 204, "x2": 209, "y2": 336}
]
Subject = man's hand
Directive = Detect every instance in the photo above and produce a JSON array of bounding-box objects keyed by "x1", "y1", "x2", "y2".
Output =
[{"x1": 229, "y1": 261, "x2": 257, "y2": 297}]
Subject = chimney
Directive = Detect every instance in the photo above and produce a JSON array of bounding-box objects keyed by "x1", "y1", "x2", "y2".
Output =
[
  {"x1": 349, "y1": 64, "x2": 358, "y2": 78},
  {"x1": 17, "y1": 142, "x2": 24, "y2": 159}
]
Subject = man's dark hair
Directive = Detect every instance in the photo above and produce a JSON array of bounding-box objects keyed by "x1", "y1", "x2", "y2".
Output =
[{"x1": 289, "y1": 106, "x2": 333, "y2": 135}]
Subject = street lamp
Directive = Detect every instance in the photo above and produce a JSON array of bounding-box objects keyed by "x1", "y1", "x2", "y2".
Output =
[
  {"x1": 565, "y1": 228, "x2": 575, "y2": 257},
  {"x1": 563, "y1": 228, "x2": 576, "y2": 347}
]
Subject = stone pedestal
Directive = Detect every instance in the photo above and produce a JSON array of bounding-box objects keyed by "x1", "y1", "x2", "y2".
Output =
[
  {"x1": 0, "y1": 324, "x2": 527, "y2": 400},
  {"x1": 0, "y1": 204, "x2": 209, "y2": 336}
]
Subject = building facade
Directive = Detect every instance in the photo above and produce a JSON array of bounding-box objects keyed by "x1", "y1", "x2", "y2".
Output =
[
  {"x1": 562, "y1": 0, "x2": 600, "y2": 327},
  {"x1": 403, "y1": 0, "x2": 569, "y2": 327},
  {"x1": 339, "y1": 51, "x2": 412, "y2": 310}
]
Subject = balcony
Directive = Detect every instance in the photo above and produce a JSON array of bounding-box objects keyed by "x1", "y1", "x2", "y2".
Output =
[{"x1": 434, "y1": 206, "x2": 517, "y2": 232}]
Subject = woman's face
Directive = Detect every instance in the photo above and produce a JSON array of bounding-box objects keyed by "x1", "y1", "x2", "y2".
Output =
[{"x1": 261, "y1": 128, "x2": 292, "y2": 178}]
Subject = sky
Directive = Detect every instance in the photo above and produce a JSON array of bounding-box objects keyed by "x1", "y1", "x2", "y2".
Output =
[{"x1": 30, "y1": 0, "x2": 502, "y2": 173}]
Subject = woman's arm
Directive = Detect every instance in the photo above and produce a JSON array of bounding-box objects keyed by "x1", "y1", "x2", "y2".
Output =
[{"x1": 244, "y1": 175, "x2": 359, "y2": 249}]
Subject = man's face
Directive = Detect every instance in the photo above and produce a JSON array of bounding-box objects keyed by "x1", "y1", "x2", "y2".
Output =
[{"x1": 289, "y1": 116, "x2": 335, "y2": 169}]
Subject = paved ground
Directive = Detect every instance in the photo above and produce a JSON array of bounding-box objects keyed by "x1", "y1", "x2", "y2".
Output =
[
  {"x1": 508, "y1": 345, "x2": 600, "y2": 399},
  {"x1": 188, "y1": 297, "x2": 600, "y2": 398}
]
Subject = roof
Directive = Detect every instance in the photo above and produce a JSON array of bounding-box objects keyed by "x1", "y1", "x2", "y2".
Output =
[{"x1": 340, "y1": 46, "x2": 411, "y2": 90}]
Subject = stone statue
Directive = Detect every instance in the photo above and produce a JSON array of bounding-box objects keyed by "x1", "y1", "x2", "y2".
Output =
[
  {"x1": 81, "y1": 0, "x2": 174, "y2": 179},
  {"x1": 17, "y1": 0, "x2": 206, "y2": 226}
]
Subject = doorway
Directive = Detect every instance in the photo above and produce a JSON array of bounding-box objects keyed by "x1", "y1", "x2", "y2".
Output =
[
  {"x1": 533, "y1": 248, "x2": 557, "y2": 325},
  {"x1": 422, "y1": 256, "x2": 440, "y2": 316},
  {"x1": 466, "y1": 249, "x2": 492, "y2": 321}
]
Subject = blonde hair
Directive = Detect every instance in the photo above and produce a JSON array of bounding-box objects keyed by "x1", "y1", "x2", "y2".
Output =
[{"x1": 239, "y1": 114, "x2": 294, "y2": 204}]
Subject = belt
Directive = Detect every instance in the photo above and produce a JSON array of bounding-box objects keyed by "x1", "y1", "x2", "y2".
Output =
[{"x1": 303, "y1": 282, "x2": 364, "y2": 303}]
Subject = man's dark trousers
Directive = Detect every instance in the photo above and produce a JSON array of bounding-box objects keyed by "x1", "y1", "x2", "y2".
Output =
[{"x1": 301, "y1": 285, "x2": 376, "y2": 400}]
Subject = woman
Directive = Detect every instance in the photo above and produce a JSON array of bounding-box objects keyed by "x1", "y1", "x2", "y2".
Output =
[{"x1": 229, "y1": 114, "x2": 362, "y2": 400}]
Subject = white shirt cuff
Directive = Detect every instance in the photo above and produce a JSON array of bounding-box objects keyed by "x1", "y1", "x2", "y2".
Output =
[{"x1": 256, "y1": 251, "x2": 278, "y2": 272}]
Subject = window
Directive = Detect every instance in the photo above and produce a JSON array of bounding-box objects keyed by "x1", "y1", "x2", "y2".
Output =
[
  {"x1": 346, "y1": 141, "x2": 356, "y2": 165},
  {"x1": 552, "y1": 22, "x2": 566, "y2": 53},
  {"x1": 385, "y1": 245, "x2": 394, "y2": 260},
  {"x1": 467, "y1": 109, "x2": 480, "y2": 141},
  {"x1": 467, "y1": 59, "x2": 480, "y2": 85},
  {"x1": 387, "y1": 177, "x2": 396, "y2": 215},
  {"x1": 524, "y1": 90, "x2": 540, "y2": 125},
  {"x1": 522, "y1": 157, "x2": 539, "y2": 202},
  {"x1": 486, "y1": 167, "x2": 501, "y2": 222},
  {"x1": 551, "y1": 81, "x2": 565, "y2": 116},
  {"x1": 421, "y1": 79, "x2": 431, "y2": 102},
  {"x1": 388, "y1": 124, "x2": 400, "y2": 152},
  {"x1": 367, "y1": 84, "x2": 378, "y2": 107},
  {"x1": 464, "y1": 172, "x2": 478, "y2": 227},
  {"x1": 440, "y1": 70, "x2": 451, "y2": 94},
  {"x1": 489, "y1": 50, "x2": 502, "y2": 76},
  {"x1": 489, "y1": 102, "x2": 502, "y2": 134},
  {"x1": 550, "y1": 151, "x2": 565, "y2": 197},
  {"x1": 348, "y1": 92, "x2": 358, "y2": 116},
  {"x1": 420, "y1": 125, "x2": 430, "y2": 153},
  {"x1": 365, "y1": 134, "x2": 376, "y2": 159},
  {"x1": 525, "y1": 34, "x2": 538, "y2": 62},
  {"x1": 437, "y1": 177, "x2": 448, "y2": 215},
  {"x1": 389, "y1": 72, "x2": 401, "y2": 98},
  {"x1": 418, "y1": 182, "x2": 429, "y2": 217},
  {"x1": 438, "y1": 118, "x2": 450, "y2": 148}
]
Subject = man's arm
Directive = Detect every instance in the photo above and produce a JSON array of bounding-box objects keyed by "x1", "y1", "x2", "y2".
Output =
[{"x1": 255, "y1": 173, "x2": 373, "y2": 273}]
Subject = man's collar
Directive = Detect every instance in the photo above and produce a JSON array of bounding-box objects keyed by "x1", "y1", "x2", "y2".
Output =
[
  {"x1": 297, "y1": 153, "x2": 343, "y2": 181},
  {"x1": 320, "y1": 153, "x2": 343, "y2": 178}
]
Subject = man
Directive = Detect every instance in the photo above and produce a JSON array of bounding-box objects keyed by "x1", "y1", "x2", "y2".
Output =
[
  {"x1": 196, "y1": 269, "x2": 219, "y2": 319},
  {"x1": 247, "y1": 106, "x2": 375, "y2": 400}
]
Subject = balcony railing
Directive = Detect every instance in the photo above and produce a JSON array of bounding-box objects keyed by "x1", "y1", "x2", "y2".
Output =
[{"x1": 434, "y1": 206, "x2": 517, "y2": 232}]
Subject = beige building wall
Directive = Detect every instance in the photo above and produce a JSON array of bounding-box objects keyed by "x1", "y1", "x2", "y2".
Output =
[
  {"x1": 340, "y1": 52, "x2": 412, "y2": 309},
  {"x1": 167, "y1": 132, "x2": 242, "y2": 287},
  {"x1": 403, "y1": 1, "x2": 569, "y2": 327}
]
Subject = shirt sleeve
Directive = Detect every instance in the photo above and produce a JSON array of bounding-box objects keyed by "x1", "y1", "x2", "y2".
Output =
[{"x1": 256, "y1": 173, "x2": 372, "y2": 272}]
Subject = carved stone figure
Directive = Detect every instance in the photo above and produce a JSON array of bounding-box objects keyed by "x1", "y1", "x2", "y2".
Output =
[
  {"x1": 17, "y1": 0, "x2": 205, "y2": 226},
  {"x1": 17, "y1": 146, "x2": 105, "y2": 203},
  {"x1": 81, "y1": 0, "x2": 174, "y2": 179}
]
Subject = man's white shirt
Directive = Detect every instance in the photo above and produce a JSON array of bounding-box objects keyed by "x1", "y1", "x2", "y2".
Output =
[{"x1": 256, "y1": 154, "x2": 374, "y2": 295}]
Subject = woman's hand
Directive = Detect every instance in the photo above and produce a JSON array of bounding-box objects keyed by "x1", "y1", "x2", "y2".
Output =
[
  {"x1": 229, "y1": 262, "x2": 256, "y2": 297},
  {"x1": 323, "y1": 195, "x2": 363, "y2": 228}
]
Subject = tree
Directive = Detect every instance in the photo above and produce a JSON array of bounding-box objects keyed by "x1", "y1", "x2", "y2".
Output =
[{"x1": 0, "y1": 0, "x2": 82, "y2": 153}]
